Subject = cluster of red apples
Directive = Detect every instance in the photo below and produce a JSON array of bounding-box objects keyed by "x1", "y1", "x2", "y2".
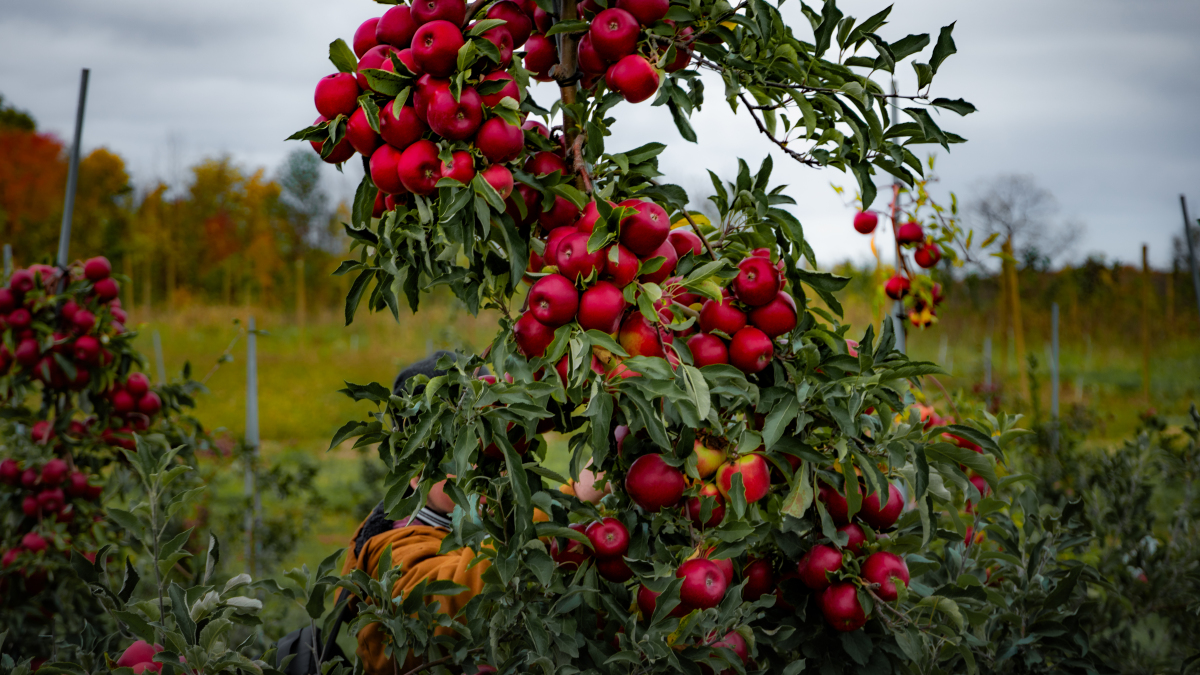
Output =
[
  {"x1": 514, "y1": 210, "x2": 797, "y2": 381},
  {"x1": 852, "y1": 211, "x2": 946, "y2": 327},
  {"x1": 0, "y1": 259, "x2": 125, "y2": 392},
  {"x1": 310, "y1": 0, "x2": 686, "y2": 207},
  {"x1": 0, "y1": 447, "x2": 106, "y2": 596}
]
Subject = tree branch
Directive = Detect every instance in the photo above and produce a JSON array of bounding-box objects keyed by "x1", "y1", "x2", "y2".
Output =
[{"x1": 737, "y1": 93, "x2": 819, "y2": 167}]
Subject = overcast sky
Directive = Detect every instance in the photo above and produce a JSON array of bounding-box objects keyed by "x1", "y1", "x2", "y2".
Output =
[{"x1": 2, "y1": 0, "x2": 1198, "y2": 268}]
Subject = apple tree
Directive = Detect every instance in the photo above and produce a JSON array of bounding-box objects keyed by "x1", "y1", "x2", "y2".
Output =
[{"x1": 290, "y1": 0, "x2": 1102, "y2": 673}]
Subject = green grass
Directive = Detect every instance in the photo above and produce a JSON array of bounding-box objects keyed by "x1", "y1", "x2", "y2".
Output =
[{"x1": 125, "y1": 295, "x2": 1200, "y2": 574}]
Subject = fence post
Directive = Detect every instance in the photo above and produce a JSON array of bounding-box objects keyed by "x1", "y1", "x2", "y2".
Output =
[
  {"x1": 244, "y1": 317, "x2": 261, "y2": 575},
  {"x1": 1182, "y1": 196, "x2": 1200, "y2": 320},
  {"x1": 57, "y1": 69, "x2": 91, "y2": 272},
  {"x1": 152, "y1": 330, "x2": 166, "y2": 386},
  {"x1": 1141, "y1": 245, "x2": 1152, "y2": 404}
]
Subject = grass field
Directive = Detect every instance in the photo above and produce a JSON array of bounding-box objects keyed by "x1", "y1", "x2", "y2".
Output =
[{"x1": 126, "y1": 290, "x2": 1200, "y2": 573}]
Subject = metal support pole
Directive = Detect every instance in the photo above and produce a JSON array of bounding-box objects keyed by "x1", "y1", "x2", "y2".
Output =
[
  {"x1": 152, "y1": 330, "x2": 166, "y2": 386},
  {"x1": 244, "y1": 317, "x2": 260, "y2": 575},
  {"x1": 983, "y1": 337, "x2": 992, "y2": 388},
  {"x1": 1181, "y1": 196, "x2": 1200, "y2": 319},
  {"x1": 57, "y1": 69, "x2": 90, "y2": 269},
  {"x1": 3, "y1": 244, "x2": 11, "y2": 276}
]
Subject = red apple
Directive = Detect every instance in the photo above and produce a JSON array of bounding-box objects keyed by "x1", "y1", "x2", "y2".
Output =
[
  {"x1": 859, "y1": 482, "x2": 903, "y2": 531},
  {"x1": 22, "y1": 532, "x2": 48, "y2": 553},
  {"x1": 625, "y1": 453, "x2": 685, "y2": 511},
  {"x1": 522, "y1": 118, "x2": 551, "y2": 139},
  {"x1": 357, "y1": 44, "x2": 402, "y2": 91},
  {"x1": 577, "y1": 281, "x2": 627, "y2": 333},
  {"x1": 637, "y1": 240, "x2": 677, "y2": 285},
  {"x1": 310, "y1": 116, "x2": 355, "y2": 163},
  {"x1": 555, "y1": 230, "x2": 602, "y2": 281},
  {"x1": 506, "y1": 183, "x2": 543, "y2": 225},
  {"x1": 819, "y1": 583, "x2": 867, "y2": 631},
  {"x1": 691, "y1": 440, "x2": 725, "y2": 479},
  {"x1": 605, "y1": 55, "x2": 660, "y2": 104},
  {"x1": 412, "y1": 21, "x2": 465, "y2": 77},
  {"x1": 126, "y1": 372, "x2": 150, "y2": 397},
  {"x1": 84, "y1": 257, "x2": 111, "y2": 281},
  {"x1": 539, "y1": 197, "x2": 583, "y2": 231},
  {"x1": 353, "y1": 17, "x2": 381, "y2": 57},
  {"x1": 523, "y1": 34, "x2": 559, "y2": 80},
  {"x1": 526, "y1": 151, "x2": 568, "y2": 177},
  {"x1": 747, "y1": 291, "x2": 796, "y2": 338},
  {"x1": 0, "y1": 458, "x2": 19, "y2": 485},
  {"x1": 617, "y1": 199, "x2": 669, "y2": 256},
  {"x1": 728, "y1": 326, "x2": 773, "y2": 374},
  {"x1": 544, "y1": 226, "x2": 575, "y2": 264},
  {"x1": 686, "y1": 333, "x2": 728, "y2": 368},
  {"x1": 440, "y1": 151, "x2": 475, "y2": 184},
  {"x1": 486, "y1": 1, "x2": 532, "y2": 46},
  {"x1": 733, "y1": 256, "x2": 780, "y2": 307},
  {"x1": 853, "y1": 211, "x2": 878, "y2": 234},
  {"x1": 577, "y1": 33, "x2": 611, "y2": 74},
  {"x1": 37, "y1": 487, "x2": 65, "y2": 513},
  {"x1": 818, "y1": 482, "x2": 850, "y2": 526},
  {"x1": 377, "y1": 5, "x2": 418, "y2": 47},
  {"x1": 72, "y1": 309, "x2": 96, "y2": 332},
  {"x1": 574, "y1": 200, "x2": 608, "y2": 232},
  {"x1": 708, "y1": 631, "x2": 748, "y2": 667},
  {"x1": 676, "y1": 558, "x2": 727, "y2": 610},
  {"x1": 480, "y1": 25, "x2": 514, "y2": 67},
  {"x1": 596, "y1": 555, "x2": 635, "y2": 582},
  {"x1": 884, "y1": 275, "x2": 910, "y2": 300},
  {"x1": 427, "y1": 85, "x2": 483, "y2": 140},
  {"x1": 862, "y1": 551, "x2": 909, "y2": 601},
  {"x1": 896, "y1": 221, "x2": 924, "y2": 245},
  {"x1": 618, "y1": 312, "x2": 666, "y2": 358},
  {"x1": 347, "y1": 106, "x2": 383, "y2": 156},
  {"x1": 40, "y1": 459, "x2": 68, "y2": 485},
  {"x1": 413, "y1": 75, "x2": 449, "y2": 121},
  {"x1": 604, "y1": 244, "x2": 639, "y2": 287},
  {"x1": 684, "y1": 483, "x2": 725, "y2": 528},
  {"x1": 715, "y1": 454, "x2": 770, "y2": 502},
  {"x1": 668, "y1": 229, "x2": 704, "y2": 258},
  {"x1": 549, "y1": 523, "x2": 589, "y2": 568},
  {"x1": 528, "y1": 274, "x2": 579, "y2": 327},
  {"x1": 585, "y1": 517, "x2": 630, "y2": 558},
  {"x1": 615, "y1": 0, "x2": 668, "y2": 24},
  {"x1": 475, "y1": 117, "x2": 524, "y2": 163},
  {"x1": 742, "y1": 558, "x2": 774, "y2": 601},
  {"x1": 590, "y1": 8, "x2": 640, "y2": 62},
  {"x1": 378, "y1": 101, "x2": 428, "y2": 150},
  {"x1": 411, "y1": 0, "x2": 466, "y2": 26},
  {"x1": 370, "y1": 143, "x2": 408, "y2": 194},
  {"x1": 479, "y1": 71, "x2": 521, "y2": 107},
  {"x1": 837, "y1": 523, "x2": 866, "y2": 554},
  {"x1": 637, "y1": 584, "x2": 688, "y2": 619},
  {"x1": 914, "y1": 243, "x2": 941, "y2": 268},
  {"x1": 396, "y1": 139, "x2": 443, "y2": 195},
  {"x1": 513, "y1": 311, "x2": 555, "y2": 357},
  {"x1": 698, "y1": 295, "x2": 746, "y2": 336},
  {"x1": 798, "y1": 544, "x2": 842, "y2": 590},
  {"x1": 481, "y1": 164, "x2": 514, "y2": 198},
  {"x1": 14, "y1": 338, "x2": 39, "y2": 367},
  {"x1": 314, "y1": 73, "x2": 360, "y2": 118},
  {"x1": 93, "y1": 278, "x2": 120, "y2": 302}
]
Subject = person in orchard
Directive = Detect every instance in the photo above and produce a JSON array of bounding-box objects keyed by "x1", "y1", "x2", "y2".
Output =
[{"x1": 339, "y1": 351, "x2": 607, "y2": 675}]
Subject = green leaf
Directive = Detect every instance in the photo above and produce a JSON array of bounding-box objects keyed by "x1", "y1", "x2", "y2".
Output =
[
  {"x1": 329, "y1": 38, "x2": 358, "y2": 73},
  {"x1": 545, "y1": 20, "x2": 589, "y2": 36},
  {"x1": 169, "y1": 582, "x2": 198, "y2": 644},
  {"x1": 585, "y1": 330, "x2": 629, "y2": 357},
  {"x1": 345, "y1": 269, "x2": 373, "y2": 325},
  {"x1": 668, "y1": 101, "x2": 697, "y2": 143},
  {"x1": 118, "y1": 557, "x2": 140, "y2": 603},
  {"x1": 888, "y1": 33, "x2": 931, "y2": 61},
  {"x1": 203, "y1": 534, "x2": 220, "y2": 585},
  {"x1": 930, "y1": 22, "x2": 957, "y2": 74},
  {"x1": 931, "y1": 97, "x2": 976, "y2": 115}
]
